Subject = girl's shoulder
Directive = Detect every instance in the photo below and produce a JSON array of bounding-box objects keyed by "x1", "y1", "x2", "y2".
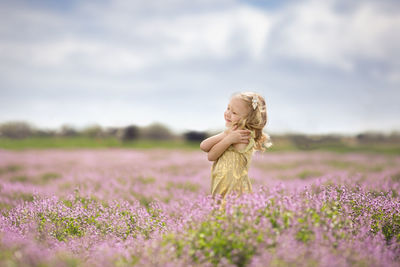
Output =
[
  {"x1": 232, "y1": 142, "x2": 248, "y2": 151},
  {"x1": 232, "y1": 130, "x2": 256, "y2": 154}
]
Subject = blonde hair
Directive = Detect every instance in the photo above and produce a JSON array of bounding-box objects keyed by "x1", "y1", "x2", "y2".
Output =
[{"x1": 231, "y1": 91, "x2": 273, "y2": 152}]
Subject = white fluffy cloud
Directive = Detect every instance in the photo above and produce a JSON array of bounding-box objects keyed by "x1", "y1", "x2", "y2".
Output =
[
  {"x1": 274, "y1": 0, "x2": 400, "y2": 72},
  {"x1": 0, "y1": 3, "x2": 274, "y2": 73},
  {"x1": 1, "y1": 0, "x2": 398, "y2": 74}
]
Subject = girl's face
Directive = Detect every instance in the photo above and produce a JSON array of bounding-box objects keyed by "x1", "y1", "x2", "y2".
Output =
[{"x1": 224, "y1": 96, "x2": 250, "y2": 128}]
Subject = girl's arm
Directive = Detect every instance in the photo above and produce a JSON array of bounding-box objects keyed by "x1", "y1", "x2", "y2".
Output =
[
  {"x1": 200, "y1": 132, "x2": 227, "y2": 152},
  {"x1": 207, "y1": 129, "x2": 251, "y2": 161},
  {"x1": 207, "y1": 137, "x2": 233, "y2": 161}
]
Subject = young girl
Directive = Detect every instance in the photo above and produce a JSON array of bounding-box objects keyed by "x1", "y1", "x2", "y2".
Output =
[{"x1": 200, "y1": 92, "x2": 273, "y2": 209}]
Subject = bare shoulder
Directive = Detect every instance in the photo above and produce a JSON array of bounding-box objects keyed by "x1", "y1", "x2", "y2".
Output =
[{"x1": 233, "y1": 142, "x2": 247, "y2": 151}]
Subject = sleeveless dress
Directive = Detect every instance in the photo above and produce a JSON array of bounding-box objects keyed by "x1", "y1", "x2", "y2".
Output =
[{"x1": 210, "y1": 130, "x2": 255, "y2": 208}]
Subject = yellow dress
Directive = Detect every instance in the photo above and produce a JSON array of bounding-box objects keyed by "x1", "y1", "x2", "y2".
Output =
[{"x1": 211, "y1": 130, "x2": 255, "y2": 208}]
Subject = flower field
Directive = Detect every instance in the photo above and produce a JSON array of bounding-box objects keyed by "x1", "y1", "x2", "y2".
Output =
[{"x1": 0, "y1": 148, "x2": 399, "y2": 266}]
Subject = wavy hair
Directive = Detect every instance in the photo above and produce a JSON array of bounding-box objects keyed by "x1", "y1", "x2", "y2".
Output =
[{"x1": 231, "y1": 91, "x2": 273, "y2": 151}]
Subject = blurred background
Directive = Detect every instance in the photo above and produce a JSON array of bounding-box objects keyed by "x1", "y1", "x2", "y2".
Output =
[{"x1": 0, "y1": 0, "x2": 399, "y2": 152}]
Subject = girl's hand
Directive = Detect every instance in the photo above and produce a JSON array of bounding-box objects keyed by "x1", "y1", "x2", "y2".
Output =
[{"x1": 225, "y1": 126, "x2": 251, "y2": 144}]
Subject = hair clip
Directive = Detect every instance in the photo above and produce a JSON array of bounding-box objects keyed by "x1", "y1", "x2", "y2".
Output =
[{"x1": 252, "y1": 96, "x2": 258, "y2": 110}]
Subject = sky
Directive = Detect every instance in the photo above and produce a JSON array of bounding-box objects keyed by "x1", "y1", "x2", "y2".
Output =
[{"x1": 0, "y1": 0, "x2": 399, "y2": 135}]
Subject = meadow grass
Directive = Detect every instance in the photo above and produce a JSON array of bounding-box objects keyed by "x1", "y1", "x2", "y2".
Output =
[
  {"x1": 0, "y1": 137, "x2": 199, "y2": 150},
  {"x1": 0, "y1": 136, "x2": 399, "y2": 155}
]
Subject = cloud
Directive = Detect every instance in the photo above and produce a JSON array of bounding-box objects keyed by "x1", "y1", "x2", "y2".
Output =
[
  {"x1": 272, "y1": 0, "x2": 400, "y2": 73},
  {"x1": 1, "y1": 2, "x2": 274, "y2": 74},
  {"x1": 0, "y1": 0, "x2": 399, "y2": 134},
  {"x1": 1, "y1": 0, "x2": 398, "y2": 74}
]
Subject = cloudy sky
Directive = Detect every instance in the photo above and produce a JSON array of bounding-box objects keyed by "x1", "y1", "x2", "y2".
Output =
[{"x1": 0, "y1": 0, "x2": 399, "y2": 135}]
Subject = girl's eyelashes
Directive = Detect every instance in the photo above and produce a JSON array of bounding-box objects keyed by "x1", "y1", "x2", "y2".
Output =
[
  {"x1": 227, "y1": 106, "x2": 237, "y2": 114},
  {"x1": 226, "y1": 106, "x2": 238, "y2": 115}
]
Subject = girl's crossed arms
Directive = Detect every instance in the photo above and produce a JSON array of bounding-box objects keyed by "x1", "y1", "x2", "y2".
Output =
[{"x1": 200, "y1": 126, "x2": 251, "y2": 161}]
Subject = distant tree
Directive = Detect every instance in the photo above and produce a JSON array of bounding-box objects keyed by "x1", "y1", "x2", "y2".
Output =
[
  {"x1": 81, "y1": 124, "x2": 103, "y2": 138},
  {"x1": 356, "y1": 132, "x2": 385, "y2": 144},
  {"x1": 289, "y1": 134, "x2": 315, "y2": 150},
  {"x1": 309, "y1": 135, "x2": 342, "y2": 144},
  {"x1": 388, "y1": 131, "x2": 400, "y2": 143},
  {"x1": 141, "y1": 122, "x2": 173, "y2": 140},
  {"x1": 58, "y1": 124, "x2": 78, "y2": 137},
  {"x1": 184, "y1": 131, "x2": 208, "y2": 142},
  {"x1": 33, "y1": 129, "x2": 56, "y2": 137},
  {"x1": 104, "y1": 127, "x2": 119, "y2": 137},
  {"x1": 290, "y1": 134, "x2": 343, "y2": 149},
  {"x1": 0, "y1": 121, "x2": 34, "y2": 138},
  {"x1": 117, "y1": 125, "x2": 140, "y2": 141}
]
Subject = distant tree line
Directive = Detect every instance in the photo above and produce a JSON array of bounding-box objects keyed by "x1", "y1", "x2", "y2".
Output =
[
  {"x1": 283, "y1": 132, "x2": 400, "y2": 150},
  {"x1": 0, "y1": 121, "x2": 209, "y2": 142},
  {"x1": 1, "y1": 121, "x2": 399, "y2": 147}
]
